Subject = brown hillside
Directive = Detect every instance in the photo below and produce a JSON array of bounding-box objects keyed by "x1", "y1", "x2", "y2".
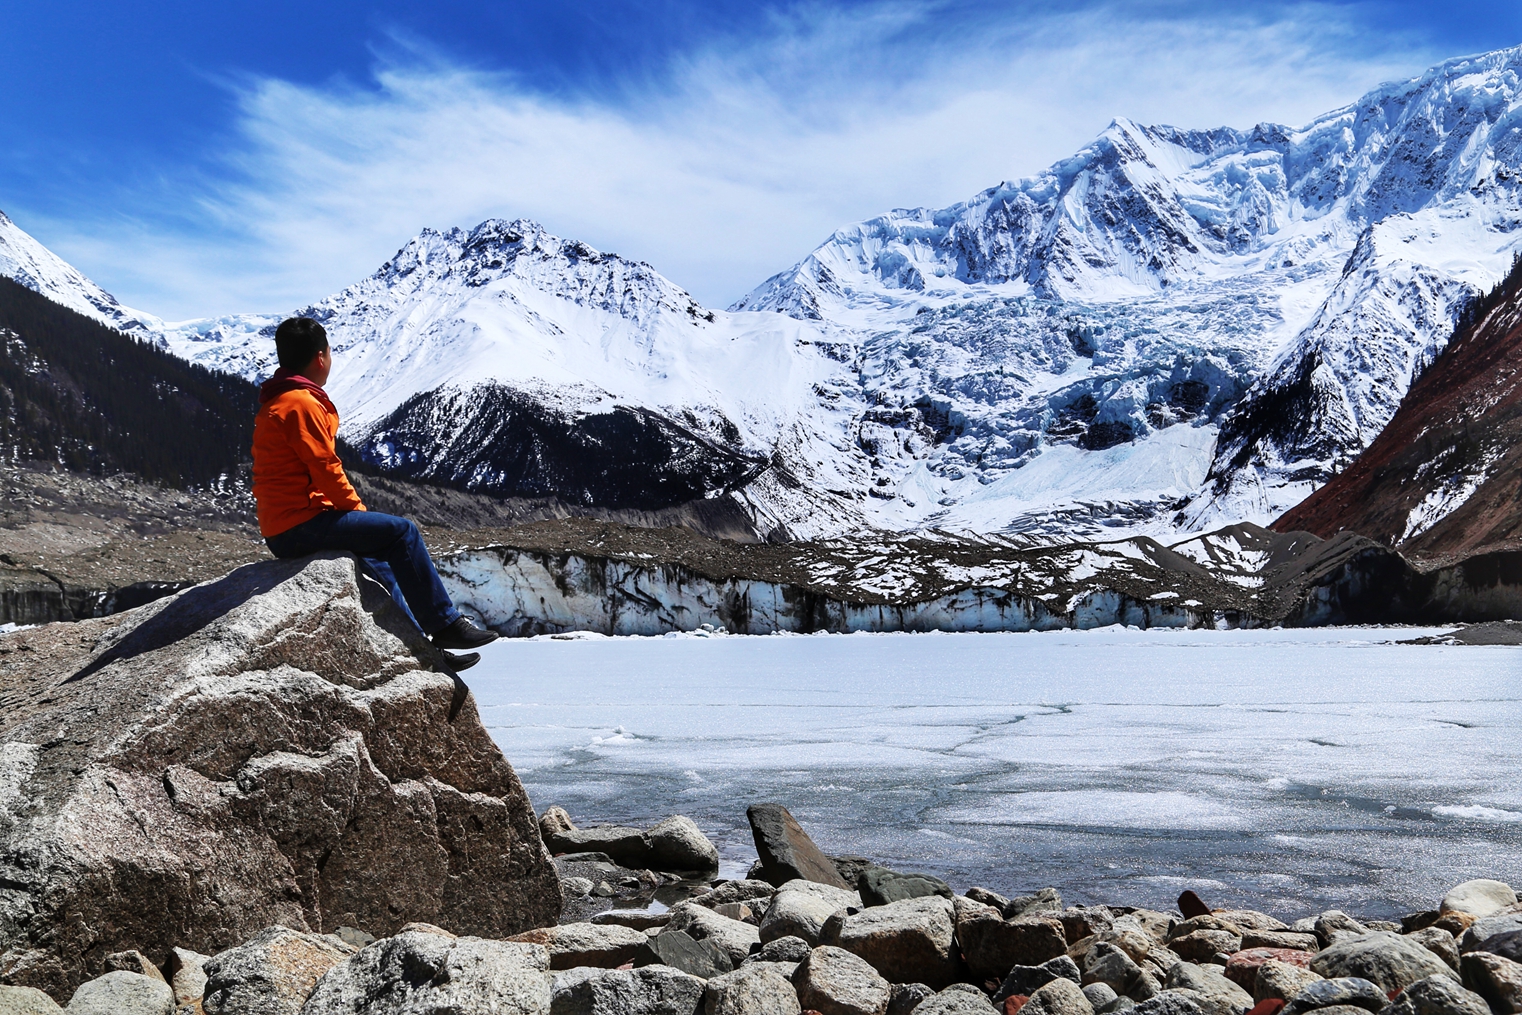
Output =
[{"x1": 1273, "y1": 257, "x2": 1522, "y2": 562}]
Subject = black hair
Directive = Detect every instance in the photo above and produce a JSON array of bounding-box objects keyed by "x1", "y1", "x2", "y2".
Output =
[{"x1": 274, "y1": 317, "x2": 329, "y2": 372}]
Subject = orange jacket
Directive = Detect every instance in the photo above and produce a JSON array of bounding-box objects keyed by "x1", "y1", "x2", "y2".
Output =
[{"x1": 251, "y1": 382, "x2": 365, "y2": 537}]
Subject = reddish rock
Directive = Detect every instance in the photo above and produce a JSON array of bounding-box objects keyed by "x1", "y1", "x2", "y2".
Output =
[
  {"x1": 1005, "y1": 996, "x2": 1031, "y2": 1014},
  {"x1": 1246, "y1": 1000, "x2": 1285, "y2": 1015},
  {"x1": 1226, "y1": 949, "x2": 1316, "y2": 990},
  {"x1": 1179, "y1": 892, "x2": 1212, "y2": 919}
]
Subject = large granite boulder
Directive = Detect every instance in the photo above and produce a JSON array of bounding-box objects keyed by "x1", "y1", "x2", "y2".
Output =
[
  {"x1": 822, "y1": 895, "x2": 960, "y2": 990},
  {"x1": 1311, "y1": 932, "x2": 1458, "y2": 993},
  {"x1": 747, "y1": 804, "x2": 851, "y2": 890},
  {"x1": 201, "y1": 925, "x2": 355, "y2": 1015},
  {"x1": 760, "y1": 881, "x2": 861, "y2": 947},
  {"x1": 0, "y1": 554, "x2": 560, "y2": 1001},
  {"x1": 549, "y1": 964, "x2": 708, "y2": 1015}
]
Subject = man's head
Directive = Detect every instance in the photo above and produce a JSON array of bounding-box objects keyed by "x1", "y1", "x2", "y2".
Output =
[{"x1": 274, "y1": 317, "x2": 331, "y2": 383}]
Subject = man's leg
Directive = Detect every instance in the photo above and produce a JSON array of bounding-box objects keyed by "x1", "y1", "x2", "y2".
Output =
[
  {"x1": 358, "y1": 559, "x2": 421, "y2": 629},
  {"x1": 266, "y1": 510, "x2": 462, "y2": 635}
]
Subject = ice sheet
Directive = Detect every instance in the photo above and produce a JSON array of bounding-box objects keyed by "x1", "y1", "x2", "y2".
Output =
[{"x1": 469, "y1": 627, "x2": 1522, "y2": 918}]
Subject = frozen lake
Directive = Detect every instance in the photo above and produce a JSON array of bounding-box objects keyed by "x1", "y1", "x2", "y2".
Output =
[{"x1": 467, "y1": 627, "x2": 1522, "y2": 919}]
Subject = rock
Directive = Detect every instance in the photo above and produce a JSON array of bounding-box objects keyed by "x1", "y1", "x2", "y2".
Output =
[
  {"x1": 1171, "y1": 932, "x2": 1244, "y2": 965},
  {"x1": 703, "y1": 964, "x2": 802, "y2": 1015},
  {"x1": 1281, "y1": 977, "x2": 1387, "y2": 1014},
  {"x1": 1383, "y1": 974, "x2": 1491, "y2": 1015},
  {"x1": 746, "y1": 804, "x2": 851, "y2": 890},
  {"x1": 593, "y1": 911, "x2": 673, "y2": 932},
  {"x1": 703, "y1": 882, "x2": 781, "y2": 910},
  {"x1": 889, "y1": 983, "x2": 936, "y2": 1015},
  {"x1": 0, "y1": 555, "x2": 559, "y2": 1000},
  {"x1": 166, "y1": 948, "x2": 211, "y2": 1007},
  {"x1": 648, "y1": 817, "x2": 722, "y2": 873},
  {"x1": 63, "y1": 971, "x2": 175, "y2": 1015},
  {"x1": 825, "y1": 895, "x2": 960, "y2": 989},
  {"x1": 1084, "y1": 985, "x2": 1121, "y2": 1010},
  {"x1": 1008, "y1": 891, "x2": 1065, "y2": 919},
  {"x1": 749, "y1": 937, "x2": 815, "y2": 966},
  {"x1": 666, "y1": 903, "x2": 764, "y2": 967},
  {"x1": 1022, "y1": 977, "x2": 1096, "y2": 1015},
  {"x1": 543, "y1": 817, "x2": 650, "y2": 866},
  {"x1": 1475, "y1": 929, "x2": 1522, "y2": 963},
  {"x1": 1129, "y1": 992, "x2": 1205, "y2": 1015},
  {"x1": 1063, "y1": 909, "x2": 1116, "y2": 945},
  {"x1": 0, "y1": 985, "x2": 63, "y2": 1014},
  {"x1": 968, "y1": 890, "x2": 1013, "y2": 911},
  {"x1": 762, "y1": 882, "x2": 862, "y2": 946},
  {"x1": 541, "y1": 805, "x2": 577, "y2": 838},
  {"x1": 1241, "y1": 934, "x2": 1319, "y2": 953},
  {"x1": 549, "y1": 964, "x2": 708, "y2": 1015},
  {"x1": 1165, "y1": 962, "x2": 1254, "y2": 1015},
  {"x1": 1103, "y1": 917, "x2": 1164, "y2": 964},
  {"x1": 794, "y1": 946, "x2": 892, "y2": 1015},
  {"x1": 565, "y1": 878, "x2": 597, "y2": 899},
  {"x1": 104, "y1": 951, "x2": 167, "y2": 983},
  {"x1": 1311, "y1": 931, "x2": 1458, "y2": 993},
  {"x1": 831, "y1": 858, "x2": 881, "y2": 889},
  {"x1": 201, "y1": 925, "x2": 356, "y2": 1015},
  {"x1": 1460, "y1": 916, "x2": 1522, "y2": 954},
  {"x1": 1179, "y1": 894, "x2": 1213, "y2": 920},
  {"x1": 959, "y1": 912, "x2": 1069, "y2": 983},
  {"x1": 858, "y1": 868, "x2": 954, "y2": 909},
  {"x1": 994, "y1": 957, "x2": 1083, "y2": 1004},
  {"x1": 1253, "y1": 961, "x2": 1324, "y2": 1003},
  {"x1": 915, "y1": 984, "x2": 1001, "y2": 1015},
  {"x1": 1214, "y1": 915, "x2": 1290, "y2": 934},
  {"x1": 1081, "y1": 942, "x2": 1158, "y2": 1001},
  {"x1": 509, "y1": 922, "x2": 649, "y2": 969},
  {"x1": 635, "y1": 930, "x2": 735, "y2": 980},
  {"x1": 1224, "y1": 951, "x2": 1315, "y2": 992},
  {"x1": 1311, "y1": 915, "x2": 1367, "y2": 949},
  {"x1": 300, "y1": 930, "x2": 551, "y2": 1014},
  {"x1": 1460, "y1": 951, "x2": 1522, "y2": 1013},
  {"x1": 1403, "y1": 928, "x2": 1458, "y2": 971},
  {"x1": 1441, "y1": 881, "x2": 1517, "y2": 918}
]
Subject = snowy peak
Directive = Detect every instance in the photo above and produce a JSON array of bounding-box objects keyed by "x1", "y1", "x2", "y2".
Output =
[{"x1": 0, "y1": 210, "x2": 162, "y2": 340}]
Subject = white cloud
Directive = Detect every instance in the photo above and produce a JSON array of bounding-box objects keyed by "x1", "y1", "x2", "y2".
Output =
[{"x1": 42, "y1": 1, "x2": 1440, "y2": 319}]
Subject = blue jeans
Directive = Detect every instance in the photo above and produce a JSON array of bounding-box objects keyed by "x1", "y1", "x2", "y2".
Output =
[{"x1": 265, "y1": 510, "x2": 461, "y2": 635}]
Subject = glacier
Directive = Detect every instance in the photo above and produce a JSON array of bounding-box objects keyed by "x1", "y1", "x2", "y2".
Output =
[{"x1": 6, "y1": 46, "x2": 1522, "y2": 540}]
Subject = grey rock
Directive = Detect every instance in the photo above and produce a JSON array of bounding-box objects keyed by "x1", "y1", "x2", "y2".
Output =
[
  {"x1": 794, "y1": 946, "x2": 892, "y2": 1015},
  {"x1": 914, "y1": 983, "x2": 1000, "y2": 1015},
  {"x1": 1294, "y1": 1008, "x2": 1373, "y2": 1015},
  {"x1": 666, "y1": 903, "x2": 763, "y2": 967},
  {"x1": 1441, "y1": 880, "x2": 1517, "y2": 918},
  {"x1": 1384, "y1": 974, "x2": 1491, "y2": 1015},
  {"x1": 966, "y1": 889, "x2": 1012, "y2": 912},
  {"x1": 1459, "y1": 951, "x2": 1522, "y2": 1014},
  {"x1": 564, "y1": 878, "x2": 597, "y2": 899},
  {"x1": 761, "y1": 881, "x2": 860, "y2": 946},
  {"x1": 64, "y1": 972, "x2": 174, "y2": 1015},
  {"x1": 1085, "y1": 984, "x2": 1121, "y2": 1009},
  {"x1": 1007, "y1": 890, "x2": 1065, "y2": 919},
  {"x1": 635, "y1": 930, "x2": 735, "y2": 980},
  {"x1": 0, "y1": 985, "x2": 63, "y2": 1014},
  {"x1": 1063, "y1": 908, "x2": 1117, "y2": 944},
  {"x1": 509, "y1": 922, "x2": 649, "y2": 969},
  {"x1": 1103, "y1": 916, "x2": 1165, "y2": 964},
  {"x1": 1104, "y1": 998, "x2": 1138, "y2": 1014},
  {"x1": 1467, "y1": 928, "x2": 1522, "y2": 963},
  {"x1": 202, "y1": 925, "x2": 356, "y2": 1015},
  {"x1": 1213, "y1": 913, "x2": 1290, "y2": 933},
  {"x1": 1312, "y1": 931, "x2": 1459, "y2": 993},
  {"x1": 746, "y1": 804, "x2": 851, "y2": 890},
  {"x1": 1460, "y1": 917, "x2": 1522, "y2": 955},
  {"x1": 104, "y1": 951, "x2": 166, "y2": 983},
  {"x1": 888, "y1": 984, "x2": 936, "y2": 1015},
  {"x1": 1254, "y1": 960, "x2": 1325, "y2": 1003},
  {"x1": 166, "y1": 947, "x2": 210, "y2": 1006},
  {"x1": 0, "y1": 555, "x2": 559, "y2": 1000},
  {"x1": 701, "y1": 882, "x2": 780, "y2": 910},
  {"x1": 1282, "y1": 977, "x2": 1388, "y2": 1014},
  {"x1": 648, "y1": 817, "x2": 721, "y2": 873},
  {"x1": 593, "y1": 910, "x2": 673, "y2": 932},
  {"x1": 1084, "y1": 942, "x2": 1159, "y2": 1001},
  {"x1": 830, "y1": 857, "x2": 881, "y2": 890},
  {"x1": 1405, "y1": 927, "x2": 1459, "y2": 971},
  {"x1": 549, "y1": 964, "x2": 707, "y2": 1015},
  {"x1": 545, "y1": 818, "x2": 650, "y2": 866},
  {"x1": 1022, "y1": 977, "x2": 1096, "y2": 1015},
  {"x1": 995, "y1": 956, "x2": 1085, "y2": 1003},
  {"x1": 1242, "y1": 931, "x2": 1321, "y2": 953},
  {"x1": 749, "y1": 937, "x2": 813, "y2": 965},
  {"x1": 1170, "y1": 932, "x2": 1244, "y2": 965},
  {"x1": 823, "y1": 895, "x2": 960, "y2": 990},
  {"x1": 704, "y1": 964, "x2": 802, "y2": 1015},
  {"x1": 857, "y1": 868, "x2": 954, "y2": 909},
  {"x1": 1129, "y1": 991, "x2": 1205, "y2": 1015},
  {"x1": 1313, "y1": 914, "x2": 1368, "y2": 949},
  {"x1": 958, "y1": 909, "x2": 1068, "y2": 984},
  {"x1": 1164, "y1": 963, "x2": 1253, "y2": 1015},
  {"x1": 300, "y1": 930, "x2": 551, "y2": 1014}
]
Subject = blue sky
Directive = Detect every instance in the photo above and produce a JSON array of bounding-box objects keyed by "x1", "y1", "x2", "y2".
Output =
[{"x1": 3, "y1": 1, "x2": 1520, "y2": 319}]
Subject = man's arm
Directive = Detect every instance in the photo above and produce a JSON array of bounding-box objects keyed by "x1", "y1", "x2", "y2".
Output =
[{"x1": 279, "y1": 398, "x2": 366, "y2": 511}]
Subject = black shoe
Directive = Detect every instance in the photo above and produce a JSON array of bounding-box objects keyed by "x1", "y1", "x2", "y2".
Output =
[
  {"x1": 443, "y1": 650, "x2": 480, "y2": 671},
  {"x1": 433, "y1": 616, "x2": 499, "y2": 650}
]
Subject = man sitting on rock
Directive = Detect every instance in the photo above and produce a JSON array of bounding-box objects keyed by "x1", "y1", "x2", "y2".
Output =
[{"x1": 252, "y1": 316, "x2": 498, "y2": 666}]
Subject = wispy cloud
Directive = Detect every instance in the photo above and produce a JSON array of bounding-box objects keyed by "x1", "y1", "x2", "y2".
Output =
[{"x1": 41, "y1": 1, "x2": 1440, "y2": 319}]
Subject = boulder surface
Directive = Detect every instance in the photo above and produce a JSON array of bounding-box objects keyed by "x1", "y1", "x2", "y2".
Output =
[{"x1": 0, "y1": 554, "x2": 560, "y2": 1001}]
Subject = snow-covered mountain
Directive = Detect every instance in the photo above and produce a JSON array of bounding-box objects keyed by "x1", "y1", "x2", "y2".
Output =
[
  {"x1": 7, "y1": 46, "x2": 1522, "y2": 542},
  {"x1": 0, "y1": 211, "x2": 162, "y2": 340}
]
